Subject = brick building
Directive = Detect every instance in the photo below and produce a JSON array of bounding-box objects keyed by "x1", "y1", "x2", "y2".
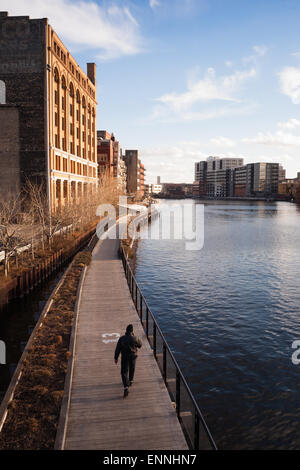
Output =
[
  {"x1": 0, "y1": 11, "x2": 98, "y2": 208},
  {"x1": 124, "y1": 150, "x2": 146, "y2": 199},
  {"x1": 97, "y1": 130, "x2": 118, "y2": 179}
]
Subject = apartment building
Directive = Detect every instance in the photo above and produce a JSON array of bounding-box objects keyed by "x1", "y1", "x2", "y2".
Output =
[
  {"x1": 193, "y1": 157, "x2": 281, "y2": 199},
  {"x1": 124, "y1": 150, "x2": 146, "y2": 199},
  {"x1": 195, "y1": 157, "x2": 244, "y2": 198},
  {"x1": 234, "y1": 166, "x2": 247, "y2": 197},
  {"x1": 252, "y1": 163, "x2": 279, "y2": 196},
  {"x1": 0, "y1": 11, "x2": 98, "y2": 208},
  {"x1": 97, "y1": 130, "x2": 118, "y2": 179}
]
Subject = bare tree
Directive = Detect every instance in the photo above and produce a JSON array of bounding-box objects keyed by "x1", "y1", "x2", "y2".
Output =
[
  {"x1": 25, "y1": 181, "x2": 66, "y2": 249},
  {"x1": 0, "y1": 194, "x2": 25, "y2": 277},
  {"x1": 97, "y1": 172, "x2": 124, "y2": 207}
]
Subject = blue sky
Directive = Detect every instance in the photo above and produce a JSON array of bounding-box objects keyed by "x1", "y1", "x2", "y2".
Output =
[{"x1": 3, "y1": 0, "x2": 300, "y2": 182}]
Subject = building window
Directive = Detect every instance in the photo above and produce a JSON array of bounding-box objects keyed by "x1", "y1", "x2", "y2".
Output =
[
  {"x1": 62, "y1": 117, "x2": 65, "y2": 130},
  {"x1": 71, "y1": 181, "x2": 76, "y2": 197},
  {"x1": 55, "y1": 134, "x2": 59, "y2": 148},
  {"x1": 77, "y1": 145, "x2": 80, "y2": 157},
  {"x1": 62, "y1": 137, "x2": 65, "y2": 151},
  {"x1": 70, "y1": 142, "x2": 73, "y2": 154},
  {"x1": 55, "y1": 112, "x2": 58, "y2": 127},
  {"x1": 62, "y1": 96, "x2": 65, "y2": 110},
  {"x1": 63, "y1": 180, "x2": 68, "y2": 198},
  {"x1": 82, "y1": 115, "x2": 85, "y2": 125},
  {"x1": 76, "y1": 127, "x2": 79, "y2": 139},
  {"x1": 70, "y1": 123, "x2": 73, "y2": 135},
  {"x1": 54, "y1": 90, "x2": 58, "y2": 105},
  {"x1": 76, "y1": 110, "x2": 79, "y2": 121},
  {"x1": 0, "y1": 80, "x2": 6, "y2": 104},
  {"x1": 70, "y1": 103, "x2": 73, "y2": 116},
  {"x1": 55, "y1": 155, "x2": 60, "y2": 171},
  {"x1": 63, "y1": 158, "x2": 68, "y2": 172}
]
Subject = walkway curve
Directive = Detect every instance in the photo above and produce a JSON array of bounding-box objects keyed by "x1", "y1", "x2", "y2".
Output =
[{"x1": 61, "y1": 237, "x2": 188, "y2": 450}]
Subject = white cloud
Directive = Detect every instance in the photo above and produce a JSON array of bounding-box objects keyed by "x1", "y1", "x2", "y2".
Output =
[
  {"x1": 210, "y1": 136, "x2": 236, "y2": 147},
  {"x1": 290, "y1": 52, "x2": 300, "y2": 59},
  {"x1": 277, "y1": 118, "x2": 300, "y2": 130},
  {"x1": 2, "y1": 0, "x2": 142, "y2": 60},
  {"x1": 242, "y1": 45, "x2": 268, "y2": 64},
  {"x1": 279, "y1": 67, "x2": 300, "y2": 104},
  {"x1": 150, "y1": 65, "x2": 257, "y2": 123},
  {"x1": 140, "y1": 141, "x2": 208, "y2": 183},
  {"x1": 150, "y1": 101, "x2": 257, "y2": 124},
  {"x1": 253, "y1": 45, "x2": 268, "y2": 57},
  {"x1": 149, "y1": 0, "x2": 160, "y2": 8},
  {"x1": 156, "y1": 67, "x2": 256, "y2": 112},
  {"x1": 242, "y1": 130, "x2": 300, "y2": 147}
]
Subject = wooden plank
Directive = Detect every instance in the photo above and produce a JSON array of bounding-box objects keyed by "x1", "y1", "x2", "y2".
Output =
[{"x1": 63, "y1": 238, "x2": 188, "y2": 450}]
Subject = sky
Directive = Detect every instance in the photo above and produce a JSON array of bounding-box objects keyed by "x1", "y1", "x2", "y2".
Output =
[{"x1": 2, "y1": 0, "x2": 300, "y2": 183}]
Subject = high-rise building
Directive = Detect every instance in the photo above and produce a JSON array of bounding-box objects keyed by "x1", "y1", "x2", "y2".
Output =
[
  {"x1": 194, "y1": 157, "x2": 244, "y2": 197},
  {"x1": 124, "y1": 150, "x2": 146, "y2": 198},
  {"x1": 234, "y1": 166, "x2": 247, "y2": 197},
  {"x1": 0, "y1": 11, "x2": 98, "y2": 209},
  {"x1": 279, "y1": 165, "x2": 286, "y2": 182},
  {"x1": 252, "y1": 163, "x2": 279, "y2": 196}
]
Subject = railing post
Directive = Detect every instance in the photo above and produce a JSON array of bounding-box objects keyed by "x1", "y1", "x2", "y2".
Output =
[
  {"x1": 140, "y1": 293, "x2": 143, "y2": 320},
  {"x1": 146, "y1": 307, "x2": 149, "y2": 338},
  {"x1": 135, "y1": 283, "x2": 138, "y2": 309},
  {"x1": 176, "y1": 371, "x2": 181, "y2": 418},
  {"x1": 153, "y1": 323, "x2": 157, "y2": 359},
  {"x1": 163, "y1": 343, "x2": 167, "y2": 384},
  {"x1": 194, "y1": 412, "x2": 200, "y2": 450}
]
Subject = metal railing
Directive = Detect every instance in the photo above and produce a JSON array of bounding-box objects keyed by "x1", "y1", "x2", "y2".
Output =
[{"x1": 120, "y1": 246, "x2": 217, "y2": 450}]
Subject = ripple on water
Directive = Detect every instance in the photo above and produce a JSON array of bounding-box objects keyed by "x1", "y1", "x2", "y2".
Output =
[{"x1": 135, "y1": 200, "x2": 300, "y2": 449}]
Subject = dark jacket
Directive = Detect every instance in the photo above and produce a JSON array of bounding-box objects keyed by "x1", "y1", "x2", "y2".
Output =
[{"x1": 114, "y1": 332, "x2": 142, "y2": 360}]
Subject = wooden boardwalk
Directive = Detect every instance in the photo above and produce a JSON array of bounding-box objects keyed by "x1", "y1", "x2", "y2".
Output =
[{"x1": 63, "y1": 238, "x2": 188, "y2": 450}]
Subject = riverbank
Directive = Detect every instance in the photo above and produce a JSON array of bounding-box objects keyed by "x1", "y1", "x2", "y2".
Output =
[
  {"x1": 0, "y1": 221, "x2": 100, "y2": 312},
  {"x1": 0, "y1": 250, "x2": 91, "y2": 450}
]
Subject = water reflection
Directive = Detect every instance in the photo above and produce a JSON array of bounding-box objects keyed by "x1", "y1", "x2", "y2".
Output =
[{"x1": 135, "y1": 199, "x2": 300, "y2": 449}]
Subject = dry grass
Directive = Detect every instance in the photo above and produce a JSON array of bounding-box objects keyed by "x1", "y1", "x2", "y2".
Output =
[
  {"x1": 0, "y1": 221, "x2": 96, "y2": 283},
  {"x1": 0, "y1": 251, "x2": 91, "y2": 450}
]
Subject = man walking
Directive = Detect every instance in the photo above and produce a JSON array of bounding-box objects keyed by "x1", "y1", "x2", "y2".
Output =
[{"x1": 114, "y1": 324, "x2": 142, "y2": 398}]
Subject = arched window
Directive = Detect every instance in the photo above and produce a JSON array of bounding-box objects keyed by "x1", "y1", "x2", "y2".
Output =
[
  {"x1": 76, "y1": 90, "x2": 80, "y2": 104},
  {"x1": 61, "y1": 75, "x2": 66, "y2": 90},
  {"x1": 0, "y1": 80, "x2": 6, "y2": 104},
  {"x1": 82, "y1": 96, "x2": 86, "y2": 108},
  {"x1": 69, "y1": 82, "x2": 74, "y2": 97},
  {"x1": 54, "y1": 68, "x2": 59, "y2": 83}
]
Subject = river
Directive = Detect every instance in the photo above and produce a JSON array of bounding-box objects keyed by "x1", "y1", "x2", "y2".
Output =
[{"x1": 134, "y1": 199, "x2": 300, "y2": 450}]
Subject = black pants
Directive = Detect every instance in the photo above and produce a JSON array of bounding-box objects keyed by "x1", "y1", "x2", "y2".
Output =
[{"x1": 121, "y1": 354, "x2": 137, "y2": 388}]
